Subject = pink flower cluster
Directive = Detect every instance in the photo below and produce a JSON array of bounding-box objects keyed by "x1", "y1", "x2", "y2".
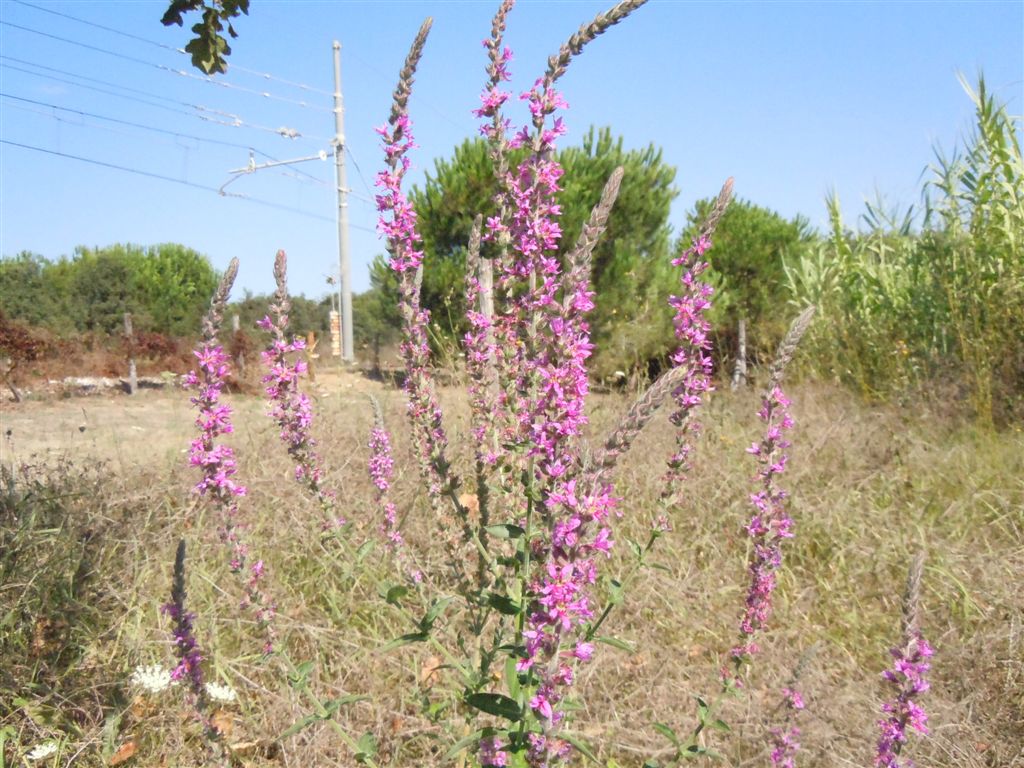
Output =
[
  {"x1": 478, "y1": 736, "x2": 509, "y2": 767},
  {"x1": 486, "y1": 70, "x2": 617, "y2": 764},
  {"x1": 376, "y1": 113, "x2": 452, "y2": 499},
  {"x1": 376, "y1": 114, "x2": 423, "y2": 275},
  {"x1": 734, "y1": 386, "x2": 795, "y2": 662},
  {"x1": 185, "y1": 346, "x2": 248, "y2": 564},
  {"x1": 663, "y1": 236, "x2": 715, "y2": 494},
  {"x1": 875, "y1": 633, "x2": 932, "y2": 767},
  {"x1": 184, "y1": 344, "x2": 274, "y2": 650},
  {"x1": 258, "y1": 314, "x2": 339, "y2": 525},
  {"x1": 769, "y1": 686, "x2": 805, "y2": 768},
  {"x1": 463, "y1": 258, "x2": 500, "y2": 467},
  {"x1": 473, "y1": 41, "x2": 513, "y2": 134},
  {"x1": 368, "y1": 423, "x2": 402, "y2": 553},
  {"x1": 163, "y1": 599, "x2": 204, "y2": 693}
]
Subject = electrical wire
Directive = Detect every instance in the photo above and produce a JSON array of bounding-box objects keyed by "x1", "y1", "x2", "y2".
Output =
[
  {"x1": 0, "y1": 19, "x2": 331, "y2": 112},
  {"x1": 4, "y1": 101, "x2": 198, "y2": 150},
  {"x1": 1, "y1": 92, "x2": 262, "y2": 151},
  {"x1": 0, "y1": 138, "x2": 347, "y2": 224},
  {"x1": 11, "y1": 0, "x2": 334, "y2": 97},
  {"x1": 0, "y1": 58, "x2": 325, "y2": 141}
]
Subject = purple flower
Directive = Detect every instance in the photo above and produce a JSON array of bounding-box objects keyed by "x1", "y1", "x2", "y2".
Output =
[
  {"x1": 185, "y1": 340, "x2": 275, "y2": 652},
  {"x1": 478, "y1": 736, "x2": 509, "y2": 767},
  {"x1": 662, "y1": 236, "x2": 715, "y2": 497},
  {"x1": 259, "y1": 254, "x2": 341, "y2": 528},
  {"x1": 733, "y1": 386, "x2": 795, "y2": 664},
  {"x1": 875, "y1": 633, "x2": 932, "y2": 767},
  {"x1": 376, "y1": 93, "x2": 455, "y2": 504}
]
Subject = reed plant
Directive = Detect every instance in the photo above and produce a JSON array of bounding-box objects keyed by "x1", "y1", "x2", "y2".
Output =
[{"x1": 785, "y1": 75, "x2": 1023, "y2": 425}]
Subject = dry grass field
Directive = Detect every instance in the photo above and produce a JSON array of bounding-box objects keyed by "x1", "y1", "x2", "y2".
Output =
[{"x1": 1, "y1": 373, "x2": 1022, "y2": 767}]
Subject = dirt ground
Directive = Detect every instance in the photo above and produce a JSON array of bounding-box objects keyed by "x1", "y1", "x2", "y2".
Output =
[{"x1": 0, "y1": 367, "x2": 389, "y2": 470}]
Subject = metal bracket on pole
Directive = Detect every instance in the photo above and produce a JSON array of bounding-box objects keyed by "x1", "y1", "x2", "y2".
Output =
[{"x1": 219, "y1": 149, "x2": 328, "y2": 196}]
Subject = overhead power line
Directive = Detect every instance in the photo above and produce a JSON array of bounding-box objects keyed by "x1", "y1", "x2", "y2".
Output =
[
  {"x1": 0, "y1": 57, "x2": 325, "y2": 141},
  {"x1": 0, "y1": 19, "x2": 331, "y2": 112},
  {"x1": 1, "y1": 92, "x2": 262, "y2": 151},
  {"x1": 0, "y1": 138, "x2": 379, "y2": 227},
  {"x1": 12, "y1": 0, "x2": 334, "y2": 97}
]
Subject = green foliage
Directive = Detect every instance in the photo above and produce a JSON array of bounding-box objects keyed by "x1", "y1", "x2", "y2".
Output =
[
  {"x1": 353, "y1": 258, "x2": 402, "y2": 370},
  {"x1": 407, "y1": 127, "x2": 678, "y2": 375},
  {"x1": 0, "y1": 252, "x2": 67, "y2": 333},
  {"x1": 680, "y1": 198, "x2": 815, "y2": 360},
  {"x1": 0, "y1": 243, "x2": 218, "y2": 337},
  {"x1": 229, "y1": 290, "x2": 330, "y2": 336},
  {"x1": 787, "y1": 75, "x2": 1023, "y2": 424},
  {"x1": 161, "y1": 0, "x2": 249, "y2": 75}
]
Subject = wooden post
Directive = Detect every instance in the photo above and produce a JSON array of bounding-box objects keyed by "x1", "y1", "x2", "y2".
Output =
[
  {"x1": 305, "y1": 331, "x2": 318, "y2": 383},
  {"x1": 1, "y1": 356, "x2": 22, "y2": 403},
  {"x1": 123, "y1": 312, "x2": 137, "y2": 395},
  {"x1": 731, "y1": 316, "x2": 747, "y2": 390},
  {"x1": 232, "y1": 314, "x2": 245, "y2": 375}
]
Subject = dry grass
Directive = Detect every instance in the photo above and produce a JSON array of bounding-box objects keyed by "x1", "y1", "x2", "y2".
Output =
[{"x1": 1, "y1": 375, "x2": 1021, "y2": 767}]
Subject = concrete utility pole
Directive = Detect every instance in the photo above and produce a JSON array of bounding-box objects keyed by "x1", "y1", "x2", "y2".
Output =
[{"x1": 332, "y1": 40, "x2": 354, "y2": 363}]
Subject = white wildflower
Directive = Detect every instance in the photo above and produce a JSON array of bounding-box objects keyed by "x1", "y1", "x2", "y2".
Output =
[
  {"x1": 131, "y1": 664, "x2": 174, "y2": 694},
  {"x1": 205, "y1": 681, "x2": 237, "y2": 703},
  {"x1": 26, "y1": 742, "x2": 58, "y2": 761}
]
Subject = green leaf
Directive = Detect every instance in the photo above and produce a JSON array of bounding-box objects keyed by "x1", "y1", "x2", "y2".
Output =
[
  {"x1": 380, "y1": 632, "x2": 428, "y2": 652},
  {"x1": 561, "y1": 731, "x2": 599, "y2": 763},
  {"x1": 652, "y1": 722, "x2": 679, "y2": 748},
  {"x1": 356, "y1": 539, "x2": 375, "y2": 560},
  {"x1": 443, "y1": 728, "x2": 491, "y2": 761},
  {"x1": 288, "y1": 660, "x2": 315, "y2": 690},
  {"x1": 486, "y1": 592, "x2": 521, "y2": 615},
  {"x1": 710, "y1": 718, "x2": 730, "y2": 733},
  {"x1": 485, "y1": 523, "x2": 526, "y2": 539},
  {"x1": 595, "y1": 635, "x2": 635, "y2": 653},
  {"x1": 421, "y1": 595, "x2": 455, "y2": 631},
  {"x1": 607, "y1": 577, "x2": 625, "y2": 605},
  {"x1": 504, "y1": 656, "x2": 521, "y2": 700},
  {"x1": 694, "y1": 696, "x2": 710, "y2": 723},
  {"x1": 384, "y1": 585, "x2": 409, "y2": 606},
  {"x1": 355, "y1": 731, "x2": 377, "y2": 763},
  {"x1": 465, "y1": 692, "x2": 522, "y2": 722},
  {"x1": 279, "y1": 712, "x2": 322, "y2": 740}
]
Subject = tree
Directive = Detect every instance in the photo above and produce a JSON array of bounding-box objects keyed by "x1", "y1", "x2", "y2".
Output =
[
  {"x1": 353, "y1": 258, "x2": 403, "y2": 372},
  {"x1": 0, "y1": 244, "x2": 219, "y2": 336},
  {"x1": 161, "y1": 0, "x2": 249, "y2": 75},
  {"x1": 0, "y1": 252, "x2": 64, "y2": 331},
  {"x1": 406, "y1": 127, "x2": 679, "y2": 375},
  {"x1": 135, "y1": 243, "x2": 220, "y2": 336}
]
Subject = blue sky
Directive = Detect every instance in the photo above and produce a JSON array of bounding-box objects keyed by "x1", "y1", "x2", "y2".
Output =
[{"x1": 1, "y1": 0, "x2": 1021, "y2": 300}]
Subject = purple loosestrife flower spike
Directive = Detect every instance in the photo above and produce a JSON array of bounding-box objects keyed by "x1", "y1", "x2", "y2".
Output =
[
  {"x1": 163, "y1": 539, "x2": 206, "y2": 701},
  {"x1": 368, "y1": 395, "x2": 419, "y2": 581},
  {"x1": 662, "y1": 178, "x2": 733, "y2": 500},
  {"x1": 185, "y1": 260, "x2": 276, "y2": 654},
  {"x1": 201, "y1": 258, "x2": 238, "y2": 345},
  {"x1": 768, "y1": 645, "x2": 815, "y2": 768},
  {"x1": 875, "y1": 553, "x2": 932, "y2": 768},
  {"x1": 259, "y1": 250, "x2": 341, "y2": 529},
  {"x1": 376, "y1": 19, "x2": 464, "y2": 530},
  {"x1": 733, "y1": 306, "x2": 814, "y2": 665},
  {"x1": 541, "y1": 0, "x2": 649, "y2": 94},
  {"x1": 464, "y1": 213, "x2": 500, "y2": 470},
  {"x1": 161, "y1": 539, "x2": 224, "y2": 753},
  {"x1": 492, "y1": 6, "x2": 645, "y2": 766},
  {"x1": 769, "y1": 687, "x2": 804, "y2": 768}
]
